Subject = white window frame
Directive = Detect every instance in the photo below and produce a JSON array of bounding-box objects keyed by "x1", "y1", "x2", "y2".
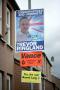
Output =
[
  {"x1": 7, "y1": 75, "x2": 11, "y2": 90},
  {"x1": 0, "y1": 72, "x2": 2, "y2": 90},
  {"x1": 6, "y1": 7, "x2": 10, "y2": 45},
  {"x1": 0, "y1": 0, "x2": 2, "y2": 35}
]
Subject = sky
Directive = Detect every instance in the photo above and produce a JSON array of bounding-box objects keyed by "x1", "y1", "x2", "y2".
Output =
[{"x1": 16, "y1": 0, "x2": 60, "y2": 78}]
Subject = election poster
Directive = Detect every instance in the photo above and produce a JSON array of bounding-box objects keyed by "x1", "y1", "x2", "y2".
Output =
[
  {"x1": 20, "y1": 51, "x2": 43, "y2": 67},
  {"x1": 15, "y1": 9, "x2": 44, "y2": 52},
  {"x1": 21, "y1": 71, "x2": 41, "y2": 83}
]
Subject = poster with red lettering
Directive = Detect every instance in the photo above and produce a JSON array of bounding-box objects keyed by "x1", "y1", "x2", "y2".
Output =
[{"x1": 20, "y1": 51, "x2": 43, "y2": 67}]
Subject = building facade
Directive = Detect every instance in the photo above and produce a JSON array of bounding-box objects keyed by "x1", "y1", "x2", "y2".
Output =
[
  {"x1": 0, "y1": 0, "x2": 19, "y2": 90},
  {"x1": 52, "y1": 75, "x2": 60, "y2": 89}
]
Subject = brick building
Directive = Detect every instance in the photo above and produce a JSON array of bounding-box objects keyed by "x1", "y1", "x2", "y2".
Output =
[{"x1": 0, "y1": 0, "x2": 19, "y2": 90}]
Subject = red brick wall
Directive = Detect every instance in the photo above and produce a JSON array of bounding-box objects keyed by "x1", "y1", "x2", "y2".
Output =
[{"x1": 14, "y1": 60, "x2": 31, "y2": 90}]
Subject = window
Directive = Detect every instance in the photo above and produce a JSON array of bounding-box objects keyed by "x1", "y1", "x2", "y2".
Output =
[
  {"x1": 6, "y1": 7, "x2": 10, "y2": 45},
  {"x1": 7, "y1": 75, "x2": 11, "y2": 90},
  {"x1": 0, "y1": 72, "x2": 2, "y2": 90},
  {"x1": 0, "y1": 0, "x2": 2, "y2": 34}
]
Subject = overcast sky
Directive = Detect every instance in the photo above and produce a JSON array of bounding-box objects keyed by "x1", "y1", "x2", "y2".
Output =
[{"x1": 16, "y1": 0, "x2": 60, "y2": 78}]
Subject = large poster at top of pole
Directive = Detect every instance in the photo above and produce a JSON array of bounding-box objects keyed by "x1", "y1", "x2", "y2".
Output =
[{"x1": 15, "y1": 9, "x2": 44, "y2": 52}]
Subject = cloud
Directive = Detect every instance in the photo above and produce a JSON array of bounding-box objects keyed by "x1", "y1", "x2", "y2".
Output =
[{"x1": 45, "y1": 27, "x2": 60, "y2": 78}]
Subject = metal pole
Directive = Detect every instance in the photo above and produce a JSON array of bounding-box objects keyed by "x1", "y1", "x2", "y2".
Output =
[
  {"x1": 28, "y1": 0, "x2": 31, "y2": 9},
  {"x1": 28, "y1": 1, "x2": 33, "y2": 90},
  {"x1": 44, "y1": 79, "x2": 45, "y2": 90},
  {"x1": 30, "y1": 67, "x2": 33, "y2": 90},
  {"x1": 39, "y1": 79, "x2": 42, "y2": 90}
]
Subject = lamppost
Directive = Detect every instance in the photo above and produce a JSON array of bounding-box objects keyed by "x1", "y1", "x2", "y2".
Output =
[
  {"x1": 28, "y1": 0, "x2": 31, "y2": 9},
  {"x1": 51, "y1": 56, "x2": 54, "y2": 62},
  {"x1": 28, "y1": 1, "x2": 33, "y2": 90},
  {"x1": 51, "y1": 56, "x2": 54, "y2": 75}
]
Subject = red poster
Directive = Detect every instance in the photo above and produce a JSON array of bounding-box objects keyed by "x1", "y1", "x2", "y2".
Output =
[{"x1": 20, "y1": 51, "x2": 43, "y2": 67}]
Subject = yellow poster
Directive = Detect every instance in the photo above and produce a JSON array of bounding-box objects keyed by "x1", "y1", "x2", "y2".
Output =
[{"x1": 21, "y1": 71, "x2": 41, "y2": 83}]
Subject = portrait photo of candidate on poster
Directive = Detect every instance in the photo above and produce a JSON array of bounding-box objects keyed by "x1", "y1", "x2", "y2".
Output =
[
  {"x1": 16, "y1": 16, "x2": 32, "y2": 42},
  {"x1": 15, "y1": 9, "x2": 44, "y2": 52}
]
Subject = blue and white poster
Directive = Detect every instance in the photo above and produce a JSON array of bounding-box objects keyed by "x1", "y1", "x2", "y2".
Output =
[{"x1": 15, "y1": 9, "x2": 44, "y2": 52}]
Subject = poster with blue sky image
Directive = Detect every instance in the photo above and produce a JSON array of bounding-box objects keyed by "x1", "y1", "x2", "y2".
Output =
[{"x1": 15, "y1": 9, "x2": 44, "y2": 52}]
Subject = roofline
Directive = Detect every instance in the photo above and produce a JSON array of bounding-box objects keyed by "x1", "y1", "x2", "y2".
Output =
[
  {"x1": 42, "y1": 52, "x2": 52, "y2": 67},
  {"x1": 8, "y1": 0, "x2": 20, "y2": 10},
  {"x1": 14, "y1": 0, "x2": 20, "y2": 10},
  {"x1": 52, "y1": 75, "x2": 60, "y2": 80}
]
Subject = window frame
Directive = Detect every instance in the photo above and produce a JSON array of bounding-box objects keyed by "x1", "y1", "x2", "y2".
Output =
[
  {"x1": 7, "y1": 74, "x2": 12, "y2": 90},
  {"x1": 0, "y1": 0, "x2": 2, "y2": 35},
  {"x1": 6, "y1": 6, "x2": 10, "y2": 45},
  {"x1": 0, "y1": 72, "x2": 3, "y2": 90}
]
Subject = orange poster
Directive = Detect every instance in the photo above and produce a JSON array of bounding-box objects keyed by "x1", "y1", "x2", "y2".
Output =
[{"x1": 20, "y1": 51, "x2": 43, "y2": 67}]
